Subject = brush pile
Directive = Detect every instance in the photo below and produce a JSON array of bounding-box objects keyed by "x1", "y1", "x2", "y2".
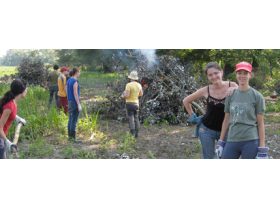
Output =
[
  {"x1": 17, "y1": 58, "x2": 51, "y2": 86},
  {"x1": 94, "y1": 52, "x2": 207, "y2": 125}
]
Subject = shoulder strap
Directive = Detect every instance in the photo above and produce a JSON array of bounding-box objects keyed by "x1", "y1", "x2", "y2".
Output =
[
  {"x1": 59, "y1": 75, "x2": 65, "y2": 85},
  {"x1": 208, "y1": 86, "x2": 210, "y2": 95},
  {"x1": 229, "y1": 81, "x2": 230, "y2": 87}
]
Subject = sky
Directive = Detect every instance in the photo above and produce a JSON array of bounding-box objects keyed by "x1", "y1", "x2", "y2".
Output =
[{"x1": 0, "y1": 49, "x2": 8, "y2": 57}]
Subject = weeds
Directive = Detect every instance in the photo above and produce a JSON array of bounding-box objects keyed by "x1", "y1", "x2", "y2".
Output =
[
  {"x1": 118, "y1": 132, "x2": 136, "y2": 154},
  {"x1": 149, "y1": 151, "x2": 156, "y2": 159}
]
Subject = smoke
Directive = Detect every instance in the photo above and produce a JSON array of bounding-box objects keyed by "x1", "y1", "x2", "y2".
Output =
[{"x1": 134, "y1": 49, "x2": 157, "y2": 64}]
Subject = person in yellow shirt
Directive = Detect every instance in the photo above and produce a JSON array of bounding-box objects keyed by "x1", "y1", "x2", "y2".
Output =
[
  {"x1": 121, "y1": 71, "x2": 143, "y2": 137},
  {"x1": 58, "y1": 67, "x2": 69, "y2": 114}
]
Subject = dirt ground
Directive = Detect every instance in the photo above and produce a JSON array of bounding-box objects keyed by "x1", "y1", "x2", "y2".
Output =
[{"x1": 12, "y1": 83, "x2": 280, "y2": 159}]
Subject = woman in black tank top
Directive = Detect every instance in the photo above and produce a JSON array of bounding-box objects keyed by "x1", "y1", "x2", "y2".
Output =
[{"x1": 183, "y1": 62, "x2": 238, "y2": 159}]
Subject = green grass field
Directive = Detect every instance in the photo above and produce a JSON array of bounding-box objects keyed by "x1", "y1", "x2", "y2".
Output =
[
  {"x1": 0, "y1": 66, "x2": 17, "y2": 77},
  {"x1": 79, "y1": 71, "x2": 123, "y2": 85}
]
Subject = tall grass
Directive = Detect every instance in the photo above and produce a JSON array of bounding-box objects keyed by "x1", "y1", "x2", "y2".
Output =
[{"x1": 0, "y1": 82, "x2": 99, "y2": 142}]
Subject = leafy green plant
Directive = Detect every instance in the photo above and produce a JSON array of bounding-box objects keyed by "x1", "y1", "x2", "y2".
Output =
[
  {"x1": 118, "y1": 132, "x2": 136, "y2": 154},
  {"x1": 149, "y1": 151, "x2": 156, "y2": 159}
]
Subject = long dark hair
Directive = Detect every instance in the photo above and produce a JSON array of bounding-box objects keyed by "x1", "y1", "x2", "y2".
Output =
[{"x1": 0, "y1": 79, "x2": 27, "y2": 113}]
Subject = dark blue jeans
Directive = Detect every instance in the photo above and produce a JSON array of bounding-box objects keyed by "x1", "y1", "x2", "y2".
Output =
[
  {"x1": 199, "y1": 123, "x2": 228, "y2": 159},
  {"x1": 48, "y1": 86, "x2": 59, "y2": 108},
  {"x1": 0, "y1": 137, "x2": 7, "y2": 159},
  {"x1": 68, "y1": 100, "x2": 80, "y2": 140},
  {"x1": 222, "y1": 139, "x2": 259, "y2": 159}
]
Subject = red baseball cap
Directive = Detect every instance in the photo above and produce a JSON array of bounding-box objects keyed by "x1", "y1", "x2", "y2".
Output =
[
  {"x1": 235, "y1": 62, "x2": 252, "y2": 73},
  {"x1": 61, "y1": 67, "x2": 70, "y2": 72}
]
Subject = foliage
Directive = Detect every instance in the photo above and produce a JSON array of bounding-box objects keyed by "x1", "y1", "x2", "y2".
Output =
[
  {"x1": 1, "y1": 49, "x2": 57, "y2": 66},
  {"x1": 266, "y1": 101, "x2": 280, "y2": 112}
]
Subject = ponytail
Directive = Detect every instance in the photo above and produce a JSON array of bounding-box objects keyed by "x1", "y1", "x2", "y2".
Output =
[
  {"x1": 0, "y1": 91, "x2": 15, "y2": 113},
  {"x1": 69, "y1": 67, "x2": 80, "y2": 77},
  {"x1": 0, "y1": 79, "x2": 27, "y2": 113}
]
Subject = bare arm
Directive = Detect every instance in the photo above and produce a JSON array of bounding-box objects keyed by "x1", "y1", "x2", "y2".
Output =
[
  {"x1": 138, "y1": 88, "x2": 143, "y2": 97},
  {"x1": 73, "y1": 82, "x2": 80, "y2": 105},
  {"x1": 227, "y1": 82, "x2": 239, "y2": 96},
  {"x1": 257, "y1": 114, "x2": 265, "y2": 147},
  {"x1": 182, "y1": 86, "x2": 208, "y2": 117},
  {"x1": 122, "y1": 90, "x2": 130, "y2": 99},
  {"x1": 219, "y1": 113, "x2": 230, "y2": 141},
  {"x1": 0, "y1": 109, "x2": 11, "y2": 141},
  {"x1": 64, "y1": 85, "x2": 67, "y2": 95}
]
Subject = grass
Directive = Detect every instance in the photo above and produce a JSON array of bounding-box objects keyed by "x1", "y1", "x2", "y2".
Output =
[
  {"x1": 79, "y1": 72, "x2": 121, "y2": 85},
  {"x1": 266, "y1": 101, "x2": 280, "y2": 112},
  {"x1": 0, "y1": 66, "x2": 17, "y2": 77}
]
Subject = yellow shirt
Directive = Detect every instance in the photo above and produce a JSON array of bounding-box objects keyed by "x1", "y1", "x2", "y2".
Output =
[
  {"x1": 58, "y1": 74, "x2": 67, "y2": 97},
  {"x1": 125, "y1": 82, "x2": 142, "y2": 103}
]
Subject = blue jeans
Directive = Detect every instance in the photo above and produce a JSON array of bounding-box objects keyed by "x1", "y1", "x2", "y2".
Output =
[
  {"x1": 222, "y1": 139, "x2": 259, "y2": 159},
  {"x1": 48, "y1": 86, "x2": 59, "y2": 108},
  {"x1": 199, "y1": 123, "x2": 228, "y2": 159},
  {"x1": 0, "y1": 137, "x2": 7, "y2": 159},
  {"x1": 68, "y1": 100, "x2": 80, "y2": 140}
]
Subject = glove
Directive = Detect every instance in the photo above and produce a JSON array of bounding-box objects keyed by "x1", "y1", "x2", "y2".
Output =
[
  {"x1": 78, "y1": 104, "x2": 82, "y2": 112},
  {"x1": 216, "y1": 140, "x2": 226, "y2": 159},
  {"x1": 256, "y1": 147, "x2": 269, "y2": 159},
  {"x1": 121, "y1": 91, "x2": 125, "y2": 98},
  {"x1": 15, "y1": 115, "x2": 26, "y2": 126},
  {"x1": 6, "y1": 139, "x2": 17, "y2": 151},
  {"x1": 189, "y1": 113, "x2": 203, "y2": 124}
]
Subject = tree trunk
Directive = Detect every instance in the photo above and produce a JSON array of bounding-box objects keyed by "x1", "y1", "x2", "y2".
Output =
[{"x1": 223, "y1": 63, "x2": 234, "y2": 79}]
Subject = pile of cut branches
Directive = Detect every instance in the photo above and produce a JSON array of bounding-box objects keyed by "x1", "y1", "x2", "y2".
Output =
[
  {"x1": 94, "y1": 52, "x2": 207, "y2": 125},
  {"x1": 17, "y1": 58, "x2": 51, "y2": 86}
]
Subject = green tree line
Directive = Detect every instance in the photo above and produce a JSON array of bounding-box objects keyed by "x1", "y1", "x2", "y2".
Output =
[
  {"x1": 0, "y1": 49, "x2": 57, "y2": 66},
  {"x1": 1, "y1": 49, "x2": 280, "y2": 89}
]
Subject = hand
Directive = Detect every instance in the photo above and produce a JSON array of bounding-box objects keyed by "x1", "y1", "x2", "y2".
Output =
[
  {"x1": 121, "y1": 91, "x2": 125, "y2": 98},
  {"x1": 256, "y1": 147, "x2": 269, "y2": 159},
  {"x1": 78, "y1": 104, "x2": 82, "y2": 112},
  {"x1": 216, "y1": 140, "x2": 226, "y2": 159},
  {"x1": 6, "y1": 139, "x2": 17, "y2": 151},
  {"x1": 15, "y1": 115, "x2": 26, "y2": 126},
  {"x1": 188, "y1": 113, "x2": 203, "y2": 124},
  {"x1": 226, "y1": 87, "x2": 237, "y2": 96}
]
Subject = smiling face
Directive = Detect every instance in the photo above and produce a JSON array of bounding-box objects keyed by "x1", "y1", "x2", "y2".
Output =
[
  {"x1": 206, "y1": 67, "x2": 223, "y2": 84},
  {"x1": 236, "y1": 70, "x2": 251, "y2": 85}
]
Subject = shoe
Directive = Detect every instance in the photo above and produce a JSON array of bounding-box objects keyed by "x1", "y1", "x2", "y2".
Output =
[
  {"x1": 73, "y1": 139, "x2": 82, "y2": 143},
  {"x1": 130, "y1": 129, "x2": 135, "y2": 136}
]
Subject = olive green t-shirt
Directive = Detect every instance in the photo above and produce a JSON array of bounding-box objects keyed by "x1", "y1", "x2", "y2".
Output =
[
  {"x1": 47, "y1": 70, "x2": 59, "y2": 87},
  {"x1": 225, "y1": 87, "x2": 265, "y2": 142},
  {"x1": 125, "y1": 82, "x2": 142, "y2": 104}
]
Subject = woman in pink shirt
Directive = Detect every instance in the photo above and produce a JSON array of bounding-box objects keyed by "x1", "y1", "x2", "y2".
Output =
[{"x1": 0, "y1": 79, "x2": 28, "y2": 159}]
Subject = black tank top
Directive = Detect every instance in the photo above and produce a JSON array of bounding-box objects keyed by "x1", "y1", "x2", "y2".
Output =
[{"x1": 201, "y1": 82, "x2": 230, "y2": 131}]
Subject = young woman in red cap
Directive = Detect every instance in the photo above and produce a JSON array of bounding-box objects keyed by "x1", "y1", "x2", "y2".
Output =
[
  {"x1": 183, "y1": 62, "x2": 238, "y2": 159},
  {"x1": 216, "y1": 62, "x2": 268, "y2": 159},
  {"x1": 0, "y1": 79, "x2": 28, "y2": 159}
]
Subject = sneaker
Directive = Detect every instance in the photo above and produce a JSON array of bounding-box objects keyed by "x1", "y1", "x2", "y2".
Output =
[{"x1": 73, "y1": 139, "x2": 82, "y2": 143}]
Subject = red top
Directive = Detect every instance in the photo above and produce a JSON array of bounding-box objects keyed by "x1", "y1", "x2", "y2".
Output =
[{"x1": 0, "y1": 100, "x2": 17, "y2": 134}]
